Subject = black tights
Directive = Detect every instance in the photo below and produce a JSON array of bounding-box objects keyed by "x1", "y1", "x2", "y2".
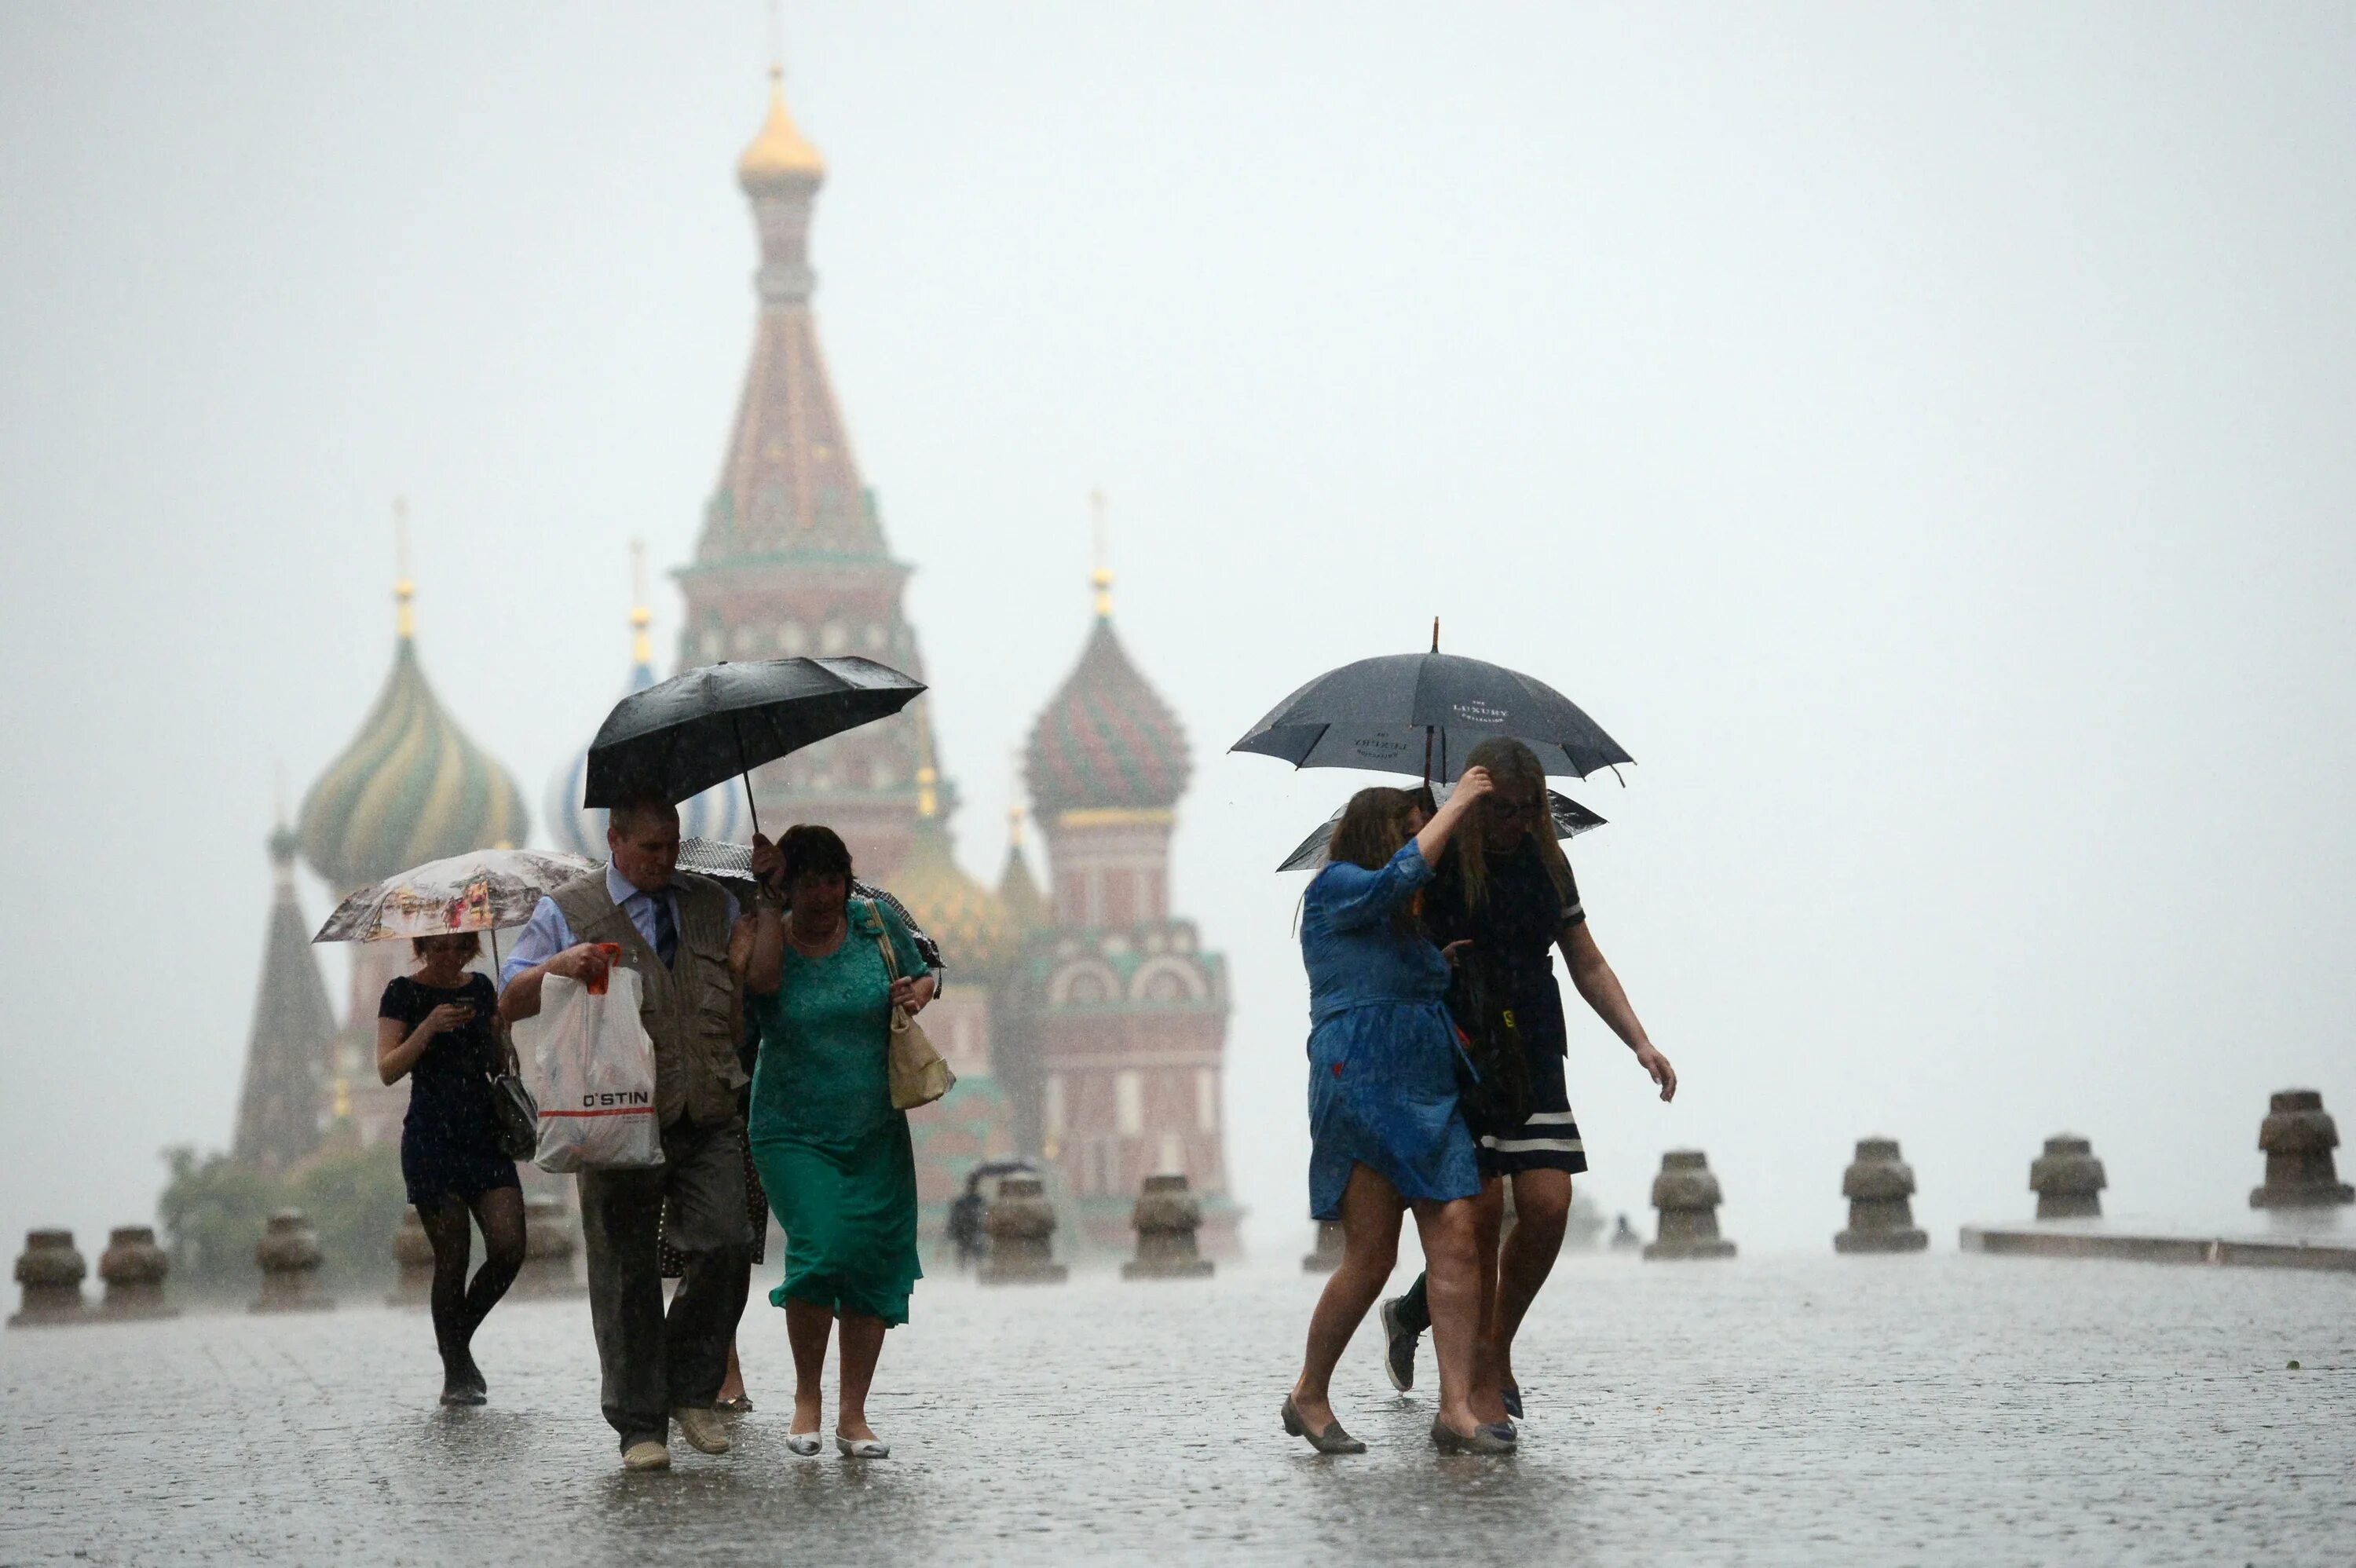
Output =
[{"x1": 417, "y1": 1187, "x2": 525, "y2": 1365}]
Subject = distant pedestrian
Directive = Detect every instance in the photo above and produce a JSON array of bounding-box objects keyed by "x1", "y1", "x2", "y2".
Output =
[
  {"x1": 1286, "y1": 772, "x2": 1512, "y2": 1455},
  {"x1": 500, "y1": 799, "x2": 751, "y2": 1473},
  {"x1": 741, "y1": 824, "x2": 934, "y2": 1460},
  {"x1": 375, "y1": 930, "x2": 524, "y2": 1406},
  {"x1": 1380, "y1": 736, "x2": 1677, "y2": 1424}
]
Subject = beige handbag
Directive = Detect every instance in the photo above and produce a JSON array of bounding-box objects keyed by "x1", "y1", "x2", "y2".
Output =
[{"x1": 873, "y1": 908, "x2": 954, "y2": 1110}]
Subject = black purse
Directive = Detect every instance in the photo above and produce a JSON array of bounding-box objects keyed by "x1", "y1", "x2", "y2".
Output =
[
  {"x1": 1448, "y1": 948, "x2": 1533, "y2": 1136},
  {"x1": 487, "y1": 1067, "x2": 540, "y2": 1161}
]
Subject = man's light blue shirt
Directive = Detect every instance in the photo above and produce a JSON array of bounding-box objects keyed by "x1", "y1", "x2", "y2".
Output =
[{"x1": 499, "y1": 862, "x2": 739, "y2": 987}]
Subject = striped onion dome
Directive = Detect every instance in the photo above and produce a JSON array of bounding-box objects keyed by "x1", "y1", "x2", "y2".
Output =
[
  {"x1": 893, "y1": 808, "x2": 1012, "y2": 978},
  {"x1": 298, "y1": 592, "x2": 529, "y2": 890},
  {"x1": 544, "y1": 619, "x2": 744, "y2": 856},
  {"x1": 1024, "y1": 598, "x2": 1191, "y2": 815}
]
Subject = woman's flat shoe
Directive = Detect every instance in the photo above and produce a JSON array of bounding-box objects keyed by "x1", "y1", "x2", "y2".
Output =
[
  {"x1": 1430, "y1": 1418, "x2": 1517, "y2": 1456},
  {"x1": 1281, "y1": 1394, "x2": 1366, "y2": 1455},
  {"x1": 836, "y1": 1435, "x2": 891, "y2": 1459},
  {"x1": 714, "y1": 1394, "x2": 754, "y2": 1415},
  {"x1": 784, "y1": 1432, "x2": 821, "y2": 1457}
]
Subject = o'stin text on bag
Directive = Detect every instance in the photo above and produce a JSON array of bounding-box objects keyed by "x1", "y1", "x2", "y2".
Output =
[{"x1": 583, "y1": 1091, "x2": 651, "y2": 1108}]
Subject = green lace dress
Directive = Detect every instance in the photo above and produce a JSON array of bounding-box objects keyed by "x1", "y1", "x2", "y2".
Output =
[{"x1": 748, "y1": 898, "x2": 928, "y2": 1326}]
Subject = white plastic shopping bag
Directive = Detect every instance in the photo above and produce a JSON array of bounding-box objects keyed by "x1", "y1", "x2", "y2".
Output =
[{"x1": 517, "y1": 969, "x2": 664, "y2": 1172}]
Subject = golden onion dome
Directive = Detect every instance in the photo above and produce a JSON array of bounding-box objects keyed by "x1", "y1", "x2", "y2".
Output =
[
  {"x1": 892, "y1": 809, "x2": 1012, "y2": 978},
  {"x1": 297, "y1": 583, "x2": 529, "y2": 890},
  {"x1": 737, "y1": 67, "x2": 825, "y2": 188}
]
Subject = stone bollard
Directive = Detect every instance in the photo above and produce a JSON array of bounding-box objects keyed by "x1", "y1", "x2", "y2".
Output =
[
  {"x1": 251, "y1": 1211, "x2": 335, "y2": 1314},
  {"x1": 2030, "y1": 1134, "x2": 2107, "y2": 1219},
  {"x1": 1123, "y1": 1174, "x2": 1214, "y2": 1280},
  {"x1": 386, "y1": 1209, "x2": 435, "y2": 1307},
  {"x1": 1608, "y1": 1214, "x2": 1642, "y2": 1252},
  {"x1": 1834, "y1": 1137, "x2": 1927, "y2": 1253},
  {"x1": 9, "y1": 1230, "x2": 89, "y2": 1327},
  {"x1": 1300, "y1": 1219, "x2": 1344, "y2": 1274},
  {"x1": 1644, "y1": 1150, "x2": 1736, "y2": 1260},
  {"x1": 514, "y1": 1195, "x2": 584, "y2": 1298},
  {"x1": 97, "y1": 1226, "x2": 178, "y2": 1320},
  {"x1": 978, "y1": 1175, "x2": 1068, "y2": 1284},
  {"x1": 2249, "y1": 1090, "x2": 2355, "y2": 1211}
]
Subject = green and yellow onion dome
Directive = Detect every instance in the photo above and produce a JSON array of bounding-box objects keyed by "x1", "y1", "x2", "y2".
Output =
[
  {"x1": 298, "y1": 616, "x2": 529, "y2": 890},
  {"x1": 892, "y1": 810, "x2": 1012, "y2": 978}
]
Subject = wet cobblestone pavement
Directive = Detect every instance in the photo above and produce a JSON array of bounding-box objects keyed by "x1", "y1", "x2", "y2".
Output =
[{"x1": 4, "y1": 1251, "x2": 2351, "y2": 1565}]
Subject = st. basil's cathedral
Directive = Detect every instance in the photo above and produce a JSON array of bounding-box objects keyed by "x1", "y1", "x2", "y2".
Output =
[{"x1": 230, "y1": 70, "x2": 1240, "y2": 1258}]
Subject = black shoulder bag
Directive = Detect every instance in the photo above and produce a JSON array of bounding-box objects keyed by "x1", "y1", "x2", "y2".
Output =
[{"x1": 481, "y1": 1003, "x2": 539, "y2": 1161}]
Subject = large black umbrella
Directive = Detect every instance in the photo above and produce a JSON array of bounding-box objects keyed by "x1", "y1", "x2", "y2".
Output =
[
  {"x1": 584, "y1": 656, "x2": 924, "y2": 832},
  {"x1": 1231, "y1": 639, "x2": 1632, "y2": 783},
  {"x1": 1275, "y1": 788, "x2": 1606, "y2": 872}
]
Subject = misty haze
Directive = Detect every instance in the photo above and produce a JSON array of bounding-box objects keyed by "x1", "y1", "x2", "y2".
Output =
[{"x1": 2, "y1": 4, "x2": 2351, "y2": 1563}]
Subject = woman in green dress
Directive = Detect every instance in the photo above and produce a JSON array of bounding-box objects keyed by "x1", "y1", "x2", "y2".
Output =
[{"x1": 744, "y1": 823, "x2": 936, "y2": 1460}]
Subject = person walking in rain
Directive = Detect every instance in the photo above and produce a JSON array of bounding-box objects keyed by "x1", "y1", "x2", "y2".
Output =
[
  {"x1": 499, "y1": 799, "x2": 750, "y2": 1472},
  {"x1": 376, "y1": 930, "x2": 524, "y2": 1406},
  {"x1": 1379, "y1": 736, "x2": 1677, "y2": 1427},
  {"x1": 1286, "y1": 772, "x2": 1509, "y2": 1455}
]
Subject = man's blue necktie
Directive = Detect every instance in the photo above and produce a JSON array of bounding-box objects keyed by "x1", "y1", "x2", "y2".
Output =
[{"x1": 646, "y1": 892, "x2": 679, "y2": 968}]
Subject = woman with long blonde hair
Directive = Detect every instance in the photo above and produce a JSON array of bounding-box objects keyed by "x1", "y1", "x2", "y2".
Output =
[
  {"x1": 1285, "y1": 769, "x2": 1515, "y2": 1456},
  {"x1": 1380, "y1": 736, "x2": 1677, "y2": 1427}
]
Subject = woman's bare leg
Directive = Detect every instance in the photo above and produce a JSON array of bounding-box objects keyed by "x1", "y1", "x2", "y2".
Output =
[
  {"x1": 717, "y1": 1339, "x2": 746, "y2": 1404},
  {"x1": 1466, "y1": 1178, "x2": 1510, "y2": 1425},
  {"x1": 1494, "y1": 1169, "x2": 1573, "y2": 1389},
  {"x1": 783, "y1": 1296, "x2": 832, "y2": 1435},
  {"x1": 1290, "y1": 1163, "x2": 1403, "y2": 1432},
  {"x1": 835, "y1": 1311, "x2": 887, "y2": 1442},
  {"x1": 1407, "y1": 1195, "x2": 1482, "y2": 1436}
]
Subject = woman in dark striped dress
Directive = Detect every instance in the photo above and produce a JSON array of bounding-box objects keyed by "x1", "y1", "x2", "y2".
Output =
[{"x1": 1379, "y1": 736, "x2": 1678, "y2": 1427}]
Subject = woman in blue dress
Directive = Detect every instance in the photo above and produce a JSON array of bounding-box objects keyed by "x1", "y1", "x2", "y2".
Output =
[{"x1": 1284, "y1": 766, "x2": 1515, "y2": 1457}]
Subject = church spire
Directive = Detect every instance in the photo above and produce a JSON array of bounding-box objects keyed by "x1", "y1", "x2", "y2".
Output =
[
  {"x1": 676, "y1": 60, "x2": 927, "y2": 879},
  {"x1": 1090, "y1": 488, "x2": 1114, "y2": 620},
  {"x1": 232, "y1": 811, "x2": 337, "y2": 1171},
  {"x1": 692, "y1": 64, "x2": 881, "y2": 562},
  {"x1": 628, "y1": 538, "x2": 653, "y2": 678}
]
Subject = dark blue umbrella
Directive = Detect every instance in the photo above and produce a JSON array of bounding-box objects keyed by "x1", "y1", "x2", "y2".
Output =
[
  {"x1": 584, "y1": 656, "x2": 924, "y2": 833},
  {"x1": 1231, "y1": 633, "x2": 1631, "y2": 783}
]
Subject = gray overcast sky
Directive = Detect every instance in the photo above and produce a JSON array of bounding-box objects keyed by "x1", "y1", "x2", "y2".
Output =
[{"x1": 4, "y1": 2, "x2": 2354, "y2": 1263}]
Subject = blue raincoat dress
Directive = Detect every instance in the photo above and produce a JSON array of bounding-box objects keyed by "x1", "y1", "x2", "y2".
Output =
[{"x1": 1301, "y1": 842, "x2": 1481, "y2": 1220}]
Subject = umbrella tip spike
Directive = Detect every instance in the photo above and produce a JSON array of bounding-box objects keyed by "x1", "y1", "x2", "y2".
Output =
[{"x1": 1431, "y1": 616, "x2": 1440, "y2": 652}]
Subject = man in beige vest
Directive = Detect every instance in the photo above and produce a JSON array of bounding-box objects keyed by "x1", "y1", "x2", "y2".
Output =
[{"x1": 500, "y1": 799, "x2": 753, "y2": 1471}]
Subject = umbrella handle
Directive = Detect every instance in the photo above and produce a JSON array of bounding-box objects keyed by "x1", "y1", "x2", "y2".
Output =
[{"x1": 731, "y1": 714, "x2": 764, "y2": 840}]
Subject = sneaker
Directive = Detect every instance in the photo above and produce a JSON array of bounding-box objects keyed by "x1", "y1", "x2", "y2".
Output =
[
  {"x1": 1377, "y1": 1296, "x2": 1418, "y2": 1393},
  {"x1": 622, "y1": 1439, "x2": 671, "y2": 1471},
  {"x1": 672, "y1": 1406, "x2": 732, "y2": 1455}
]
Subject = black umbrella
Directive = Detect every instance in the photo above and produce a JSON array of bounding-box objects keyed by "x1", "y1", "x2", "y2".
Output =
[
  {"x1": 584, "y1": 656, "x2": 925, "y2": 833},
  {"x1": 1275, "y1": 788, "x2": 1606, "y2": 872},
  {"x1": 1231, "y1": 633, "x2": 1632, "y2": 783}
]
